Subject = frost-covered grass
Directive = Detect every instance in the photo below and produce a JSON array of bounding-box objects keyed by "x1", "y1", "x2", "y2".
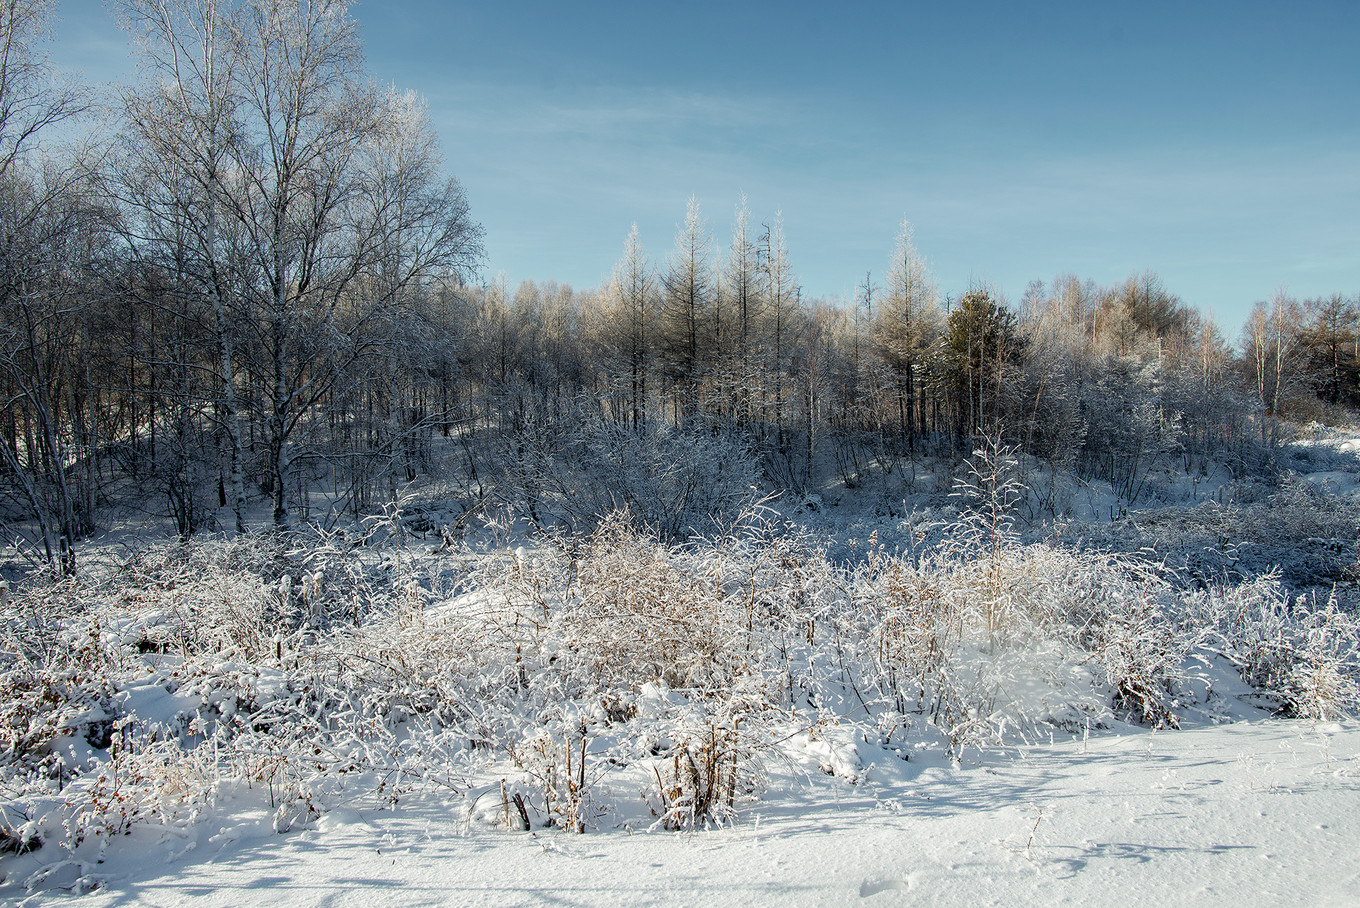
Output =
[
  {"x1": 1076, "y1": 475, "x2": 1360, "y2": 594},
  {"x1": 2, "y1": 494, "x2": 1358, "y2": 896}
]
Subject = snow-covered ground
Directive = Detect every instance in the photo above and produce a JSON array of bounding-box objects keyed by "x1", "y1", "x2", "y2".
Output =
[
  {"x1": 5, "y1": 432, "x2": 1360, "y2": 904},
  {"x1": 6, "y1": 719, "x2": 1357, "y2": 906}
]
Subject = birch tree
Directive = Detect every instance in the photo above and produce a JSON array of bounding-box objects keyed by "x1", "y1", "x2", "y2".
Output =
[
  {"x1": 1243, "y1": 291, "x2": 1307, "y2": 446},
  {"x1": 0, "y1": 0, "x2": 97, "y2": 572},
  {"x1": 116, "y1": 0, "x2": 250, "y2": 531},
  {"x1": 0, "y1": 0, "x2": 83, "y2": 170},
  {"x1": 118, "y1": 0, "x2": 482, "y2": 528}
]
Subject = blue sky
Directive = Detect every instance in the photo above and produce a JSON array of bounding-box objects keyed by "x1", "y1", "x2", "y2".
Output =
[{"x1": 50, "y1": 0, "x2": 1360, "y2": 339}]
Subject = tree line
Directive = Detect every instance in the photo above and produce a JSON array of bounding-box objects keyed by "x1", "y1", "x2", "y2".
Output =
[
  {"x1": 462, "y1": 210, "x2": 1356, "y2": 527},
  {"x1": 2, "y1": 1, "x2": 1358, "y2": 574}
]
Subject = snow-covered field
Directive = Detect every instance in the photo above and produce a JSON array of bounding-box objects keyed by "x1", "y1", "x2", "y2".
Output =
[
  {"x1": 4, "y1": 436, "x2": 1360, "y2": 904},
  {"x1": 7, "y1": 719, "x2": 1357, "y2": 906}
]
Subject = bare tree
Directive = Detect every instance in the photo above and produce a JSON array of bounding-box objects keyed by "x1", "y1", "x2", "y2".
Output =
[
  {"x1": 116, "y1": 0, "x2": 251, "y2": 532},
  {"x1": 0, "y1": 0, "x2": 98, "y2": 573},
  {"x1": 0, "y1": 164, "x2": 110, "y2": 572},
  {"x1": 0, "y1": 0, "x2": 84, "y2": 170},
  {"x1": 115, "y1": 0, "x2": 482, "y2": 530}
]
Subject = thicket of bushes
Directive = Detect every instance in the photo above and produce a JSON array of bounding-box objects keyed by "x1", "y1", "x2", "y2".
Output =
[{"x1": 2, "y1": 498, "x2": 1356, "y2": 870}]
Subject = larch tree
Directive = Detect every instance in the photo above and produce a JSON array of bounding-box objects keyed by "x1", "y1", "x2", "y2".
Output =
[
  {"x1": 721, "y1": 193, "x2": 763, "y2": 424},
  {"x1": 875, "y1": 220, "x2": 940, "y2": 443},
  {"x1": 660, "y1": 196, "x2": 714, "y2": 425},
  {"x1": 759, "y1": 211, "x2": 798, "y2": 440},
  {"x1": 596, "y1": 223, "x2": 655, "y2": 430}
]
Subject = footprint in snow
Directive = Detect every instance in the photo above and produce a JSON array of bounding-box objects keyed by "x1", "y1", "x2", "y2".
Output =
[{"x1": 860, "y1": 877, "x2": 911, "y2": 897}]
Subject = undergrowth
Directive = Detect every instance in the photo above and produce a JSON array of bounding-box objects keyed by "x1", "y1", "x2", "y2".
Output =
[{"x1": 1, "y1": 496, "x2": 1356, "y2": 876}]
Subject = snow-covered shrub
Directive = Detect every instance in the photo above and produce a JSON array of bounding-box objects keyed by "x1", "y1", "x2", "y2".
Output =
[
  {"x1": 564, "y1": 511, "x2": 747, "y2": 691},
  {"x1": 1080, "y1": 588, "x2": 1193, "y2": 728},
  {"x1": 109, "y1": 528, "x2": 430, "y2": 659},
  {"x1": 498, "y1": 410, "x2": 762, "y2": 541},
  {"x1": 1202, "y1": 575, "x2": 1298, "y2": 698},
  {"x1": 856, "y1": 546, "x2": 1040, "y2": 754},
  {"x1": 1094, "y1": 475, "x2": 1360, "y2": 593},
  {"x1": 306, "y1": 584, "x2": 547, "y2": 781},
  {"x1": 1286, "y1": 598, "x2": 1360, "y2": 720},
  {"x1": 0, "y1": 530, "x2": 445, "y2": 855},
  {"x1": 511, "y1": 712, "x2": 595, "y2": 833},
  {"x1": 865, "y1": 553, "x2": 959, "y2": 716},
  {"x1": 1204, "y1": 575, "x2": 1360, "y2": 719},
  {"x1": 0, "y1": 663, "x2": 115, "y2": 782},
  {"x1": 578, "y1": 421, "x2": 761, "y2": 541},
  {"x1": 648, "y1": 675, "x2": 773, "y2": 830},
  {"x1": 0, "y1": 582, "x2": 122, "y2": 787},
  {"x1": 61, "y1": 737, "x2": 218, "y2": 851},
  {"x1": 5, "y1": 493, "x2": 1358, "y2": 859},
  {"x1": 856, "y1": 537, "x2": 1195, "y2": 743},
  {"x1": 494, "y1": 511, "x2": 807, "y2": 829}
]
